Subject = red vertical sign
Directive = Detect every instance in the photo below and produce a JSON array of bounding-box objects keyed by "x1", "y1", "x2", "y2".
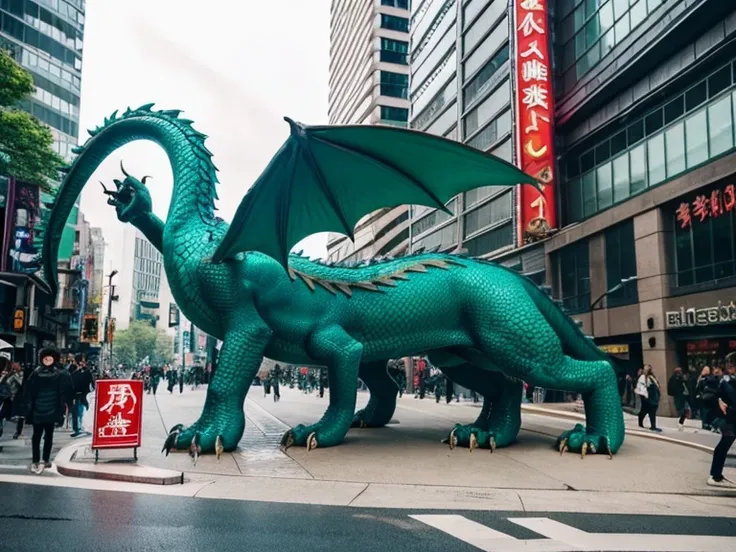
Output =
[
  {"x1": 92, "y1": 379, "x2": 144, "y2": 449},
  {"x1": 513, "y1": 0, "x2": 557, "y2": 244}
]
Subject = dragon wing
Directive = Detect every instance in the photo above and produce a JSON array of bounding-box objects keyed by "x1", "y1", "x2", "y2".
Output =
[{"x1": 212, "y1": 118, "x2": 538, "y2": 267}]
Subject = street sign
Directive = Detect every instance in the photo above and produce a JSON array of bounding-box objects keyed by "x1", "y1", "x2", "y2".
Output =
[
  {"x1": 81, "y1": 314, "x2": 99, "y2": 343},
  {"x1": 168, "y1": 303, "x2": 180, "y2": 327},
  {"x1": 92, "y1": 379, "x2": 143, "y2": 457}
]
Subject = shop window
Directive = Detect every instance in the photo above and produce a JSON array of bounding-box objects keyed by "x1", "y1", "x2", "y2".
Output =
[
  {"x1": 673, "y1": 188, "x2": 736, "y2": 288},
  {"x1": 604, "y1": 220, "x2": 638, "y2": 308},
  {"x1": 558, "y1": 241, "x2": 590, "y2": 314}
]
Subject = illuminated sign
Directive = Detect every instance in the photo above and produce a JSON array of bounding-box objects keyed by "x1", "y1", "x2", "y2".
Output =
[
  {"x1": 12, "y1": 307, "x2": 26, "y2": 333},
  {"x1": 512, "y1": 0, "x2": 557, "y2": 245},
  {"x1": 675, "y1": 183, "x2": 735, "y2": 229}
]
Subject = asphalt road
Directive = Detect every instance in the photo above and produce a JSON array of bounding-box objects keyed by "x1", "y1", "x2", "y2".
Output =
[{"x1": 1, "y1": 482, "x2": 735, "y2": 552}]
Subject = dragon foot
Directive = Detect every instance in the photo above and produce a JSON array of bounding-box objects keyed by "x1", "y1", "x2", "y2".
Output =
[
  {"x1": 556, "y1": 424, "x2": 614, "y2": 459},
  {"x1": 442, "y1": 424, "x2": 496, "y2": 453},
  {"x1": 161, "y1": 416, "x2": 243, "y2": 456},
  {"x1": 280, "y1": 423, "x2": 341, "y2": 451},
  {"x1": 350, "y1": 407, "x2": 392, "y2": 429}
]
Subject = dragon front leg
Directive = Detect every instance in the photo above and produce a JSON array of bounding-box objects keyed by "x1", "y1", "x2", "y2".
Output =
[
  {"x1": 164, "y1": 321, "x2": 271, "y2": 456},
  {"x1": 439, "y1": 363, "x2": 522, "y2": 453},
  {"x1": 351, "y1": 361, "x2": 399, "y2": 429},
  {"x1": 281, "y1": 326, "x2": 362, "y2": 450}
]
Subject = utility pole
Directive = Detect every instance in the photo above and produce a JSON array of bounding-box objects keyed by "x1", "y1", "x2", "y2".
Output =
[{"x1": 105, "y1": 270, "x2": 118, "y2": 371}]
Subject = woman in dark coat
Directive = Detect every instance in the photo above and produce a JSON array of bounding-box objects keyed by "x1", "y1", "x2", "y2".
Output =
[{"x1": 25, "y1": 348, "x2": 73, "y2": 474}]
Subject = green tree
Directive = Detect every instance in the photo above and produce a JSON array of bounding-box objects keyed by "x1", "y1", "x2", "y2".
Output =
[
  {"x1": 113, "y1": 321, "x2": 175, "y2": 367},
  {"x1": 0, "y1": 48, "x2": 64, "y2": 191}
]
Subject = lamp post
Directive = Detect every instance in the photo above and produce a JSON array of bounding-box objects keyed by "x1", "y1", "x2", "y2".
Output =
[
  {"x1": 589, "y1": 276, "x2": 638, "y2": 339},
  {"x1": 105, "y1": 270, "x2": 118, "y2": 371}
]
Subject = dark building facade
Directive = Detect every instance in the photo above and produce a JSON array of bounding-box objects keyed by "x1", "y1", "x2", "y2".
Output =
[{"x1": 547, "y1": 0, "x2": 736, "y2": 413}]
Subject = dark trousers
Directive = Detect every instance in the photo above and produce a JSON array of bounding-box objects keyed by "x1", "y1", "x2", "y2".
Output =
[
  {"x1": 710, "y1": 434, "x2": 736, "y2": 479},
  {"x1": 638, "y1": 400, "x2": 657, "y2": 429},
  {"x1": 31, "y1": 423, "x2": 55, "y2": 463}
]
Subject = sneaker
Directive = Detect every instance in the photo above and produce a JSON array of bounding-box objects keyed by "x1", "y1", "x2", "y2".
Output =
[
  {"x1": 678, "y1": 422, "x2": 684, "y2": 431},
  {"x1": 44, "y1": 461, "x2": 52, "y2": 469},
  {"x1": 650, "y1": 427, "x2": 663, "y2": 432},
  {"x1": 707, "y1": 476, "x2": 736, "y2": 489}
]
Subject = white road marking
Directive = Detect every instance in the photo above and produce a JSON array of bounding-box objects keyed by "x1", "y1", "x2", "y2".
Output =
[
  {"x1": 508, "y1": 517, "x2": 736, "y2": 552},
  {"x1": 409, "y1": 515, "x2": 576, "y2": 551},
  {"x1": 411, "y1": 514, "x2": 736, "y2": 552}
]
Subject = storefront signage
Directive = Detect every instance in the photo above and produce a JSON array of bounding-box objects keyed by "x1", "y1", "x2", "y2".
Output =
[
  {"x1": 599, "y1": 344, "x2": 629, "y2": 355},
  {"x1": 512, "y1": 0, "x2": 557, "y2": 245},
  {"x1": 92, "y1": 379, "x2": 143, "y2": 450},
  {"x1": 12, "y1": 307, "x2": 26, "y2": 333},
  {"x1": 666, "y1": 301, "x2": 736, "y2": 328},
  {"x1": 675, "y1": 183, "x2": 735, "y2": 229}
]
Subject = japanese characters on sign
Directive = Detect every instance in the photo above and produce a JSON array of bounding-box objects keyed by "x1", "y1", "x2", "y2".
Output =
[
  {"x1": 513, "y1": 0, "x2": 557, "y2": 245},
  {"x1": 675, "y1": 183, "x2": 736, "y2": 229},
  {"x1": 92, "y1": 379, "x2": 143, "y2": 450}
]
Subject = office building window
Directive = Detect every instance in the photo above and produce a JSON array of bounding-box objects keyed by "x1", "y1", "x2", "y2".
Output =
[
  {"x1": 380, "y1": 38, "x2": 409, "y2": 65},
  {"x1": 376, "y1": 228, "x2": 409, "y2": 256},
  {"x1": 463, "y1": 78, "x2": 510, "y2": 138},
  {"x1": 558, "y1": 241, "x2": 590, "y2": 314},
  {"x1": 466, "y1": 109, "x2": 511, "y2": 152},
  {"x1": 381, "y1": 0, "x2": 410, "y2": 8},
  {"x1": 463, "y1": 191, "x2": 512, "y2": 238},
  {"x1": 412, "y1": 221, "x2": 458, "y2": 252},
  {"x1": 380, "y1": 106, "x2": 409, "y2": 122},
  {"x1": 411, "y1": 199, "x2": 457, "y2": 236},
  {"x1": 463, "y1": 44, "x2": 509, "y2": 109},
  {"x1": 561, "y1": 59, "x2": 736, "y2": 226},
  {"x1": 380, "y1": 70, "x2": 408, "y2": 99},
  {"x1": 411, "y1": 76, "x2": 457, "y2": 130},
  {"x1": 604, "y1": 220, "x2": 638, "y2": 308},
  {"x1": 380, "y1": 14, "x2": 409, "y2": 32},
  {"x1": 557, "y1": 0, "x2": 666, "y2": 94},
  {"x1": 464, "y1": 221, "x2": 514, "y2": 256}
]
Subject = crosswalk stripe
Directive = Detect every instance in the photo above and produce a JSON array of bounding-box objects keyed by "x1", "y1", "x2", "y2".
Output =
[{"x1": 409, "y1": 515, "x2": 573, "y2": 552}]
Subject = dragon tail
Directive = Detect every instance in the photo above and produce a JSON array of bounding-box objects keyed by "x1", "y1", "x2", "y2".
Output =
[{"x1": 517, "y1": 276, "x2": 622, "y2": 372}]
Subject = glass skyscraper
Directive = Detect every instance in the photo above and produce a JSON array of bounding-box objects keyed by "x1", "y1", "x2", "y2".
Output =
[{"x1": 1, "y1": 0, "x2": 85, "y2": 259}]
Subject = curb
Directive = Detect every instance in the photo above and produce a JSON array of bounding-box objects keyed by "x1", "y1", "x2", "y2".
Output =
[
  {"x1": 54, "y1": 442, "x2": 184, "y2": 485},
  {"x1": 520, "y1": 404, "x2": 736, "y2": 457}
]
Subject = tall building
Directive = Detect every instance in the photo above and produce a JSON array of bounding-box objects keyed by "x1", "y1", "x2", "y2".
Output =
[
  {"x1": 544, "y1": 0, "x2": 736, "y2": 413},
  {"x1": 0, "y1": 0, "x2": 86, "y2": 260},
  {"x1": 326, "y1": 0, "x2": 412, "y2": 262},
  {"x1": 112, "y1": 225, "x2": 162, "y2": 331},
  {"x1": 407, "y1": 0, "x2": 520, "y2": 265}
]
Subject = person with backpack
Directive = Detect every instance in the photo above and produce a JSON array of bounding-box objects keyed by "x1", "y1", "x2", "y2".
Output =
[{"x1": 25, "y1": 348, "x2": 73, "y2": 474}]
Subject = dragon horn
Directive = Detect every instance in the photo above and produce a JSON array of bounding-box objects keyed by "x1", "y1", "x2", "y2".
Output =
[
  {"x1": 100, "y1": 181, "x2": 115, "y2": 196},
  {"x1": 120, "y1": 160, "x2": 130, "y2": 177},
  {"x1": 141, "y1": 176, "x2": 152, "y2": 184}
]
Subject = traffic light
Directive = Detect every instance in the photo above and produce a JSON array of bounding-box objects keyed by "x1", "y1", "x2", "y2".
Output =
[{"x1": 81, "y1": 314, "x2": 99, "y2": 343}]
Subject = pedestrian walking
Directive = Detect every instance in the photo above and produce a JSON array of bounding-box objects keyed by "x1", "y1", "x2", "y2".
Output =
[
  {"x1": 668, "y1": 367, "x2": 691, "y2": 430},
  {"x1": 707, "y1": 353, "x2": 736, "y2": 488},
  {"x1": 272, "y1": 364, "x2": 281, "y2": 402},
  {"x1": 25, "y1": 348, "x2": 73, "y2": 474},
  {"x1": 69, "y1": 361, "x2": 94, "y2": 437},
  {"x1": 178, "y1": 369, "x2": 184, "y2": 394},
  {"x1": 636, "y1": 365, "x2": 662, "y2": 432}
]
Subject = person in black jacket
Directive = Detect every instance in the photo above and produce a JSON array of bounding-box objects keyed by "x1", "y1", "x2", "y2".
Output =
[
  {"x1": 707, "y1": 353, "x2": 736, "y2": 488},
  {"x1": 69, "y1": 362, "x2": 94, "y2": 437},
  {"x1": 25, "y1": 348, "x2": 73, "y2": 474}
]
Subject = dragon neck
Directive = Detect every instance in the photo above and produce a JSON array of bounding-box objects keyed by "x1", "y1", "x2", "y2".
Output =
[{"x1": 43, "y1": 104, "x2": 219, "y2": 297}]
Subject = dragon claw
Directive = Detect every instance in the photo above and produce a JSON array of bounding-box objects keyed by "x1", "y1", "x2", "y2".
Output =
[
  {"x1": 162, "y1": 431, "x2": 179, "y2": 456},
  {"x1": 169, "y1": 424, "x2": 185, "y2": 435},
  {"x1": 447, "y1": 428, "x2": 457, "y2": 450},
  {"x1": 581, "y1": 442, "x2": 588, "y2": 459},
  {"x1": 306, "y1": 432, "x2": 318, "y2": 452},
  {"x1": 215, "y1": 435, "x2": 224, "y2": 460},
  {"x1": 489, "y1": 436, "x2": 496, "y2": 454},
  {"x1": 280, "y1": 429, "x2": 294, "y2": 451},
  {"x1": 469, "y1": 433, "x2": 478, "y2": 452},
  {"x1": 189, "y1": 432, "x2": 201, "y2": 466}
]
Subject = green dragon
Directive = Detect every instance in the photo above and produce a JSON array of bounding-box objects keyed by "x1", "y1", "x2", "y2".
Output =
[{"x1": 42, "y1": 105, "x2": 624, "y2": 457}]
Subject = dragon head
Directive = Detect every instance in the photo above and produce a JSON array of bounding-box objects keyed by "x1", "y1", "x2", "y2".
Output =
[{"x1": 102, "y1": 161, "x2": 153, "y2": 223}]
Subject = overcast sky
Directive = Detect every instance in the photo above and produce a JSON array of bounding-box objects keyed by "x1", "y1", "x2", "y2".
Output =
[{"x1": 78, "y1": 0, "x2": 331, "y2": 274}]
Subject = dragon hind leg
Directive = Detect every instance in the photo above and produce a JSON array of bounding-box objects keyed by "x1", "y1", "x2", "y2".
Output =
[
  {"x1": 438, "y1": 361, "x2": 522, "y2": 452},
  {"x1": 281, "y1": 327, "x2": 362, "y2": 450},
  {"x1": 551, "y1": 357, "x2": 625, "y2": 458},
  {"x1": 351, "y1": 360, "x2": 399, "y2": 429}
]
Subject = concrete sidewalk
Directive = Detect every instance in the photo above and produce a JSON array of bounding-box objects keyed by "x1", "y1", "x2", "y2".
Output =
[{"x1": 11, "y1": 384, "x2": 732, "y2": 515}]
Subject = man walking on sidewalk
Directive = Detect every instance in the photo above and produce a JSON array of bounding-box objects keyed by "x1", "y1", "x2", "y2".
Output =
[
  {"x1": 69, "y1": 360, "x2": 95, "y2": 437},
  {"x1": 25, "y1": 348, "x2": 73, "y2": 474}
]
